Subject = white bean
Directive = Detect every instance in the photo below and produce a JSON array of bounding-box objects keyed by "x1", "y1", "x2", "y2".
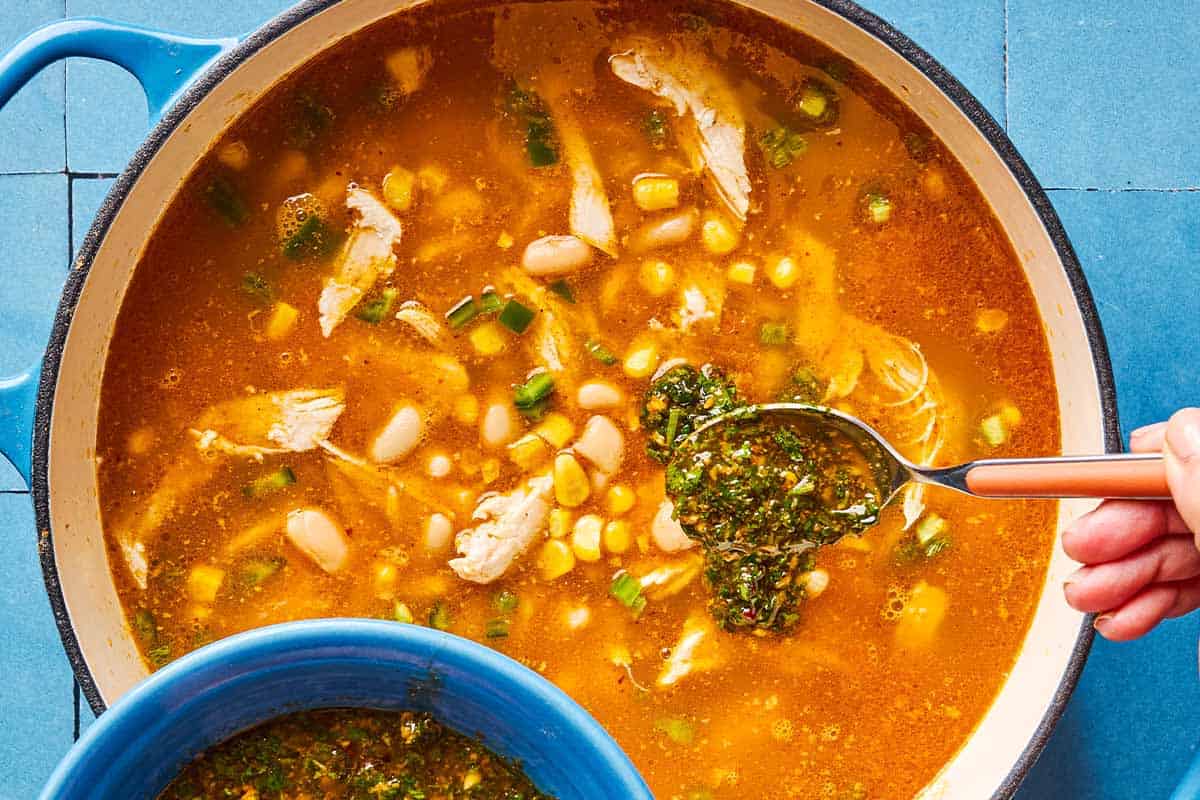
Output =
[
  {"x1": 481, "y1": 402, "x2": 516, "y2": 448},
  {"x1": 286, "y1": 508, "x2": 350, "y2": 573},
  {"x1": 423, "y1": 512, "x2": 454, "y2": 551},
  {"x1": 629, "y1": 207, "x2": 698, "y2": 253},
  {"x1": 651, "y1": 500, "x2": 695, "y2": 553},
  {"x1": 521, "y1": 234, "x2": 594, "y2": 275},
  {"x1": 573, "y1": 415, "x2": 624, "y2": 475},
  {"x1": 804, "y1": 569, "x2": 830, "y2": 598},
  {"x1": 369, "y1": 405, "x2": 423, "y2": 464},
  {"x1": 427, "y1": 453, "x2": 452, "y2": 478},
  {"x1": 576, "y1": 380, "x2": 624, "y2": 410}
]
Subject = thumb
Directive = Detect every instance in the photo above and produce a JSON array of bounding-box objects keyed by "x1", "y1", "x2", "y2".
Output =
[{"x1": 1164, "y1": 408, "x2": 1200, "y2": 536}]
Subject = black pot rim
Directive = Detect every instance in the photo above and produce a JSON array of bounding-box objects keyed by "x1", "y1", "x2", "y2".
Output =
[{"x1": 32, "y1": 1, "x2": 1117, "y2": 796}]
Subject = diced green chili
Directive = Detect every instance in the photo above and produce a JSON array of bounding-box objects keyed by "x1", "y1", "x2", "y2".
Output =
[
  {"x1": 204, "y1": 175, "x2": 248, "y2": 226},
  {"x1": 549, "y1": 279, "x2": 576, "y2": 303},
  {"x1": 513, "y1": 372, "x2": 555, "y2": 410},
  {"x1": 282, "y1": 214, "x2": 337, "y2": 261},
  {"x1": 479, "y1": 289, "x2": 504, "y2": 313},
  {"x1": 428, "y1": 600, "x2": 451, "y2": 630},
  {"x1": 241, "y1": 272, "x2": 273, "y2": 304},
  {"x1": 484, "y1": 618, "x2": 510, "y2": 639},
  {"x1": 239, "y1": 557, "x2": 286, "y2": 587},
  {"x1": 242, "y1": 466, "x2": 296, "y2": 498},
  {"x1": 506, "y1": 84, "x2": 558, "y2": 167},
  {"x1": 445, "y1": 296, "x2": 479, "y2": 329},
  {"x1": 493, "y1": 590, "x2": 520, "y2": 614},
  {"x1": 759, "y1": 126, "x2": 807, "y2": 169},
  {"x1": 393, "y1": 601, "x2": 414, "y2": 624},
  {"x1": 655, "y1": 717, "x2": 696, "y2": 745},
  {"x1": 759, "y1": 321, "x2": 791, "y2": 346},
  {"x1": 147, "y1": 643, "x2": 172, "y2": 667},
  {"x1": 498, "y1": 299, "x2": 536, "y2": 334},
  {"x1": 792, "y1": 78, "x2": 839, "y2": 126},
  {"x1": 133, "y1": 608, "x2": 157, "y2": 644},
  {"x1": 286, "y1": 92, "x2": 334, "y2": 148},
  {"x1": 610, "y1": 571, "x2": 647, "y2": 616},
  {"x1": 355, "y1": 287, "x2": 398, "y2": 324},
  {"x1": 866, "y1": 193, "x2": 892, "y2": 224},
  {"x1": 585, "y1": 338, "x2": 618, "y2": 366}
]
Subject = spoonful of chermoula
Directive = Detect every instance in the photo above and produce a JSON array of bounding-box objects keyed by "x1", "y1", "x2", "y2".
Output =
[{"x1": 666, "y1": 402, "x2": 1168, "y2": 549}]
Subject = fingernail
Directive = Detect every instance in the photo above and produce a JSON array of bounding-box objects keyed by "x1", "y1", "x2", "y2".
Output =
[
  {"x1": 1130, "y1": 424, "x2": 1157, "y2": 440},
  {"x1": 1167, "y1": 410, "x2": 1200, "y2": 461},
  {"x1": 1093, "y1": 613, "x2": 1112, "y2": 633}
]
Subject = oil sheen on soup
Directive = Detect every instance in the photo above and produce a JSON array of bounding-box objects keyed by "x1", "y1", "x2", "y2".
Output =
[{"x1": 97, "y1": 2, "x2": 1061, "y2": 797}]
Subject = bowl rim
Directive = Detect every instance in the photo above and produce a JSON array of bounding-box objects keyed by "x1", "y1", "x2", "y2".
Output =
[
  {"x1": 31, "y1": 0, "x2": 1119, "y2": 796},
  {"x1": 38, "y1": 618, "x2": 651, "y2": 799}
]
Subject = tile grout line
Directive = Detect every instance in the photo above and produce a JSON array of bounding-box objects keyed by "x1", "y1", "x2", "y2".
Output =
[{"x1": 1002, "y1": 0, "x2": 1009, "y2": 131}]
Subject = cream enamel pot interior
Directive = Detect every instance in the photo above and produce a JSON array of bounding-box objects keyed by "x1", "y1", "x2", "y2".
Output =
[{"x1": 1, "y1": 1, "x2": 1117, "y2": 797}]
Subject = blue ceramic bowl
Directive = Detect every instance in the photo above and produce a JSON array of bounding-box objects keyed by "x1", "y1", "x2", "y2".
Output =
[{"x1": 40, "y1": 619, "x2": 652, "y2": 799}]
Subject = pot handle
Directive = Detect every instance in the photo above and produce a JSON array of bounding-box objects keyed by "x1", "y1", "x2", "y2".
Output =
[
  {"x1": 0, "y1": 17, "x2": 236, "y2": 122},
  {"x1": 0, "y1": 19, "x2": 235, "y2": 486}
]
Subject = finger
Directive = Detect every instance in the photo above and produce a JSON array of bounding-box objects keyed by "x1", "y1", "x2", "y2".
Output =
[
  {"x1": 1064, "y1": 535, "x2": 1200, "y2": 613},
  {"x1": 1165, "y1": 408, "x2": 1200, "y2": 534},
  {"x1": 1061, "y1": 500, "x2": 1190, "y2": 563},
  {"x1": 1129, "y1": 421, "x2": 1167, "y2": 453},
  {"x1": 1093, "y1": 578, "x2": 1200, "y2": 641}
]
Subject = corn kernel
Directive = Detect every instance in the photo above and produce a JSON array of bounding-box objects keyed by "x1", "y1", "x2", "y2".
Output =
[
  {"x1": 554, "y1": 453, "x2": 591, "y2": 508},
  {"x1": 508, "y1": 434, "x2": 549, "y2": 470},
  {"x1": 549, "y1": 508, "x2": 573, "y2": 539},
  {"x1": 535, "y1": 413, "x2": 576, "y2": 449},
  {"x1": 373, "y1": 561, "x2": 399, "y2": 599},
  {"x1": 976, "y1": 308, "x2": 1010, "y2": 333},
  {"x1": 605, "y1": 484, "x2": 636, "y2": 516},
  {"x1": 571, "y1": 514, "x2": 604, "y2": 562},
  {"x1": 638, "y1": 259, "x2": 676, "y2": 297},
  {"x1": 726, "y1": 260, "x2": 757, "y2": 285},
  {"x1": 381, "y1": 166, "x2": 416, "y2": 212},
  {"x1": 453, "y1": 395, "x2": 479, "y2": 425},
  {"x1": 480, "y1": 457, "x2": 501, "y2": 484},
  {"x1": 469, "y1": 321, "x2": 506, "y2": 356},
  {"x1": 462, "y1": 770, "x2": 482, "y2": 791},
  {"x1": 633, "y1": 175, "x2": 680, "y2": 211},
  {"x1": 496, "y1": 231, "x2": 515, "y2": 249},
  {"x1": 603, "y1": 520, "x2": 632, "y2": 554},
  {"x1": 416, "y1": 164, "x2": 449, "y2": 194},
  {"x1": 701, "y1": 212, "x2": 740, "y2": 255},
  {"x1": 187, "y1": 565, "x2": 225, "y2": 604},
  {"x1": 275, "y1": 149, "x2": 309, "y2": 183},
  {"x1": 623, "y1": 340, "x2": 660, "y2": 378},
  {"x1": 1000, "y1": 404, "x2": 1023, "y2": 427},
  {"x1": 767, "y1": 255, "x2": 800, "y2": 289},
  {"x1": 217, "y1": 141, "x2": 249, "y2": 171},
  {"x1": 539, "y1": 539, "x2": 576, "y2": 580},
  {"x1": 265, "y1": 301, "x2": 299, "y2": 340}
]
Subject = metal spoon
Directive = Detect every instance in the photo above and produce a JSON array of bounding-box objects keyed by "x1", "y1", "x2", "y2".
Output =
[{"x1": 689, "y1": 403, "x2": 1170, "y2": 512}]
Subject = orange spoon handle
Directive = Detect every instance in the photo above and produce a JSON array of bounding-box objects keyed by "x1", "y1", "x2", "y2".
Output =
[{"x1": 962, "y1": 454, "x2": 1169, "y2": 499}]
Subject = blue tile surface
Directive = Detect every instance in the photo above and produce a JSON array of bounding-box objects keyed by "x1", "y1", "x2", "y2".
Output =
[
  {"x1": 1009, "y1": 0, "x2": 1200, "y2": 189},
  {"x1": 0, "y1": 492, "x2": 77, "y2": 800},
  {"x1": 0, "y1": 2, "x2": 66, "y2": 173},
  {"x1": 64, "y1": 0, "x2": 292, "y2": 173},
  {"x1": 0, "y1": 173, "x2": 68, "y2": 492},
  {"x1": 2, "y1": 1, "x2": 1200, "y2": 798},
  {"x1": 861, "y1": 0, "x2": 1006, "y2": 124}
]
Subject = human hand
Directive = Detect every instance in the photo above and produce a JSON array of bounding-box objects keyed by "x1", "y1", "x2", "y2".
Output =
[{"x1": 1062, "y1": 408, "x2": 1200, "y2": 640}]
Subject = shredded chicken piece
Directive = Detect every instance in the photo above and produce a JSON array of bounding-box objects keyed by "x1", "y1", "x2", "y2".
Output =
[
  {"x1": 449, "y1": 475, "x2": 554, "y2": 583},
  {"x1": 611, "y1": 37, "x2": 751, "y2": 221},
  {"x1": 658, "y1": 612, "x2": 723, "y2": 687},
  {"x1": 637, "y1": 553, "x2": 703, "y2": 600},
  {"x1": 556, "y1": 101, "x2": 618, "y2": 256},
  {"x1": 118, "y1": 388, "x2": 345, "y2": 588},
  {"x1": 320, "y1": 440, "x2": 453, "y2": 518},
  {"x1": 394, "y1": 300, "x2": 449, "y2": 348},
  {"x1": 318, "y1": 187, "x2": 403, "y2": 337},
  {"x1": 385, "y1": 46, "x2": 433, "y2": 96}
]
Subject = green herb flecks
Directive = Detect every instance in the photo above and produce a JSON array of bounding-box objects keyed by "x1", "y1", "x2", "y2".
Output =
[
  {"x1": 204, "y1": 175, "x2": 248, "y2": 226},
  {"x1": 286, "y1": 91, "x2": 334, "y2": 149},
  {"x1": 241, "y1": 272, "x2": 273, "y2": 305},
  {"x1": 642, "y1": 363, "x2": 741, "y2": 464}
]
